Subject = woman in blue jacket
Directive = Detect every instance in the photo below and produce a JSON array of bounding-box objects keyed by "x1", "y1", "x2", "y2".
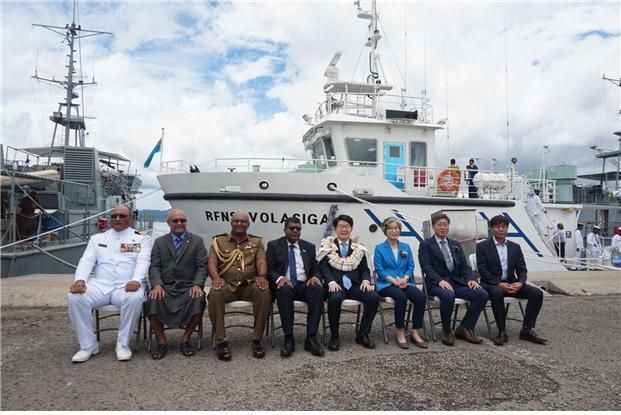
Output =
[{"x1": 374, "y1": 217, "x2": 427, "y2": 348}]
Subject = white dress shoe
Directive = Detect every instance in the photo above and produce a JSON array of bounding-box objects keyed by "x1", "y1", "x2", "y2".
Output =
[
  {"x1": 71, "y1": 344, "x2": 99, "y2": 363},
  {"x1": 116, "y1": 344, "x2": 132, "y2": 361}
]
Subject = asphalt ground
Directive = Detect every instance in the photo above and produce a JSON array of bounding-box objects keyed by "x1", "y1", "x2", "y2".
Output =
[{"x1": 1, "y1": 292, "x2": 620, "y2": 410}]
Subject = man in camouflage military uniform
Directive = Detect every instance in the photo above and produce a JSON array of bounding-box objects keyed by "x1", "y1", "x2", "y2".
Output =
[{"x1": 207, "y1": 211, "x2": 271, "y2": 361}]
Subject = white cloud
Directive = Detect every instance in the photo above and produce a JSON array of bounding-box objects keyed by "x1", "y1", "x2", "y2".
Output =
[
  {"x1": 2, "y1": 1, "x2": 619, "y2": 211},
  {"x1": 222, "y1": 55, "x2": 279, "y2": 85}
]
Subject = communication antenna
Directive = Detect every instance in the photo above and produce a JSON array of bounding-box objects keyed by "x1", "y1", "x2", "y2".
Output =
[{"x1": 504, "y1": 24, "x2": 511, "y2": 168}]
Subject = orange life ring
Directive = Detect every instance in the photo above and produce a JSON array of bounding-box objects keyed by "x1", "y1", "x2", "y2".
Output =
[{"x1": 437, "y1": 169, "x2": 461, "y2": 192}]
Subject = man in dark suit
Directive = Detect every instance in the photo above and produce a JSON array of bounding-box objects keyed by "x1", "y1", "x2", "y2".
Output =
[
  {"x1": 418, "y1": 213, "x2": 489, "y2": 346},
  {"x1": 266, "y1": 217, "x2": 324, "y2": 357},
  {"x1": 318, "y1": 214, "x2": 379, "y2": 351},
  {"x1": 146, "y1": 209, "x2": 208, "y2": 359},
  {"x1": 476, "y1": 214, "x2": 547, "y2": 346}
]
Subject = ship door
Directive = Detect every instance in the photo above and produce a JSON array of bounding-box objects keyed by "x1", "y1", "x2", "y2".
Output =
[{"x1": 384, "y1": 142, "x2": 405, "y2": 190}]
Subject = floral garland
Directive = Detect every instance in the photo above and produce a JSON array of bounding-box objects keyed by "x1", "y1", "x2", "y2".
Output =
[{"x1": 316, "y1": 235, "x2": 368, "y2": 271}]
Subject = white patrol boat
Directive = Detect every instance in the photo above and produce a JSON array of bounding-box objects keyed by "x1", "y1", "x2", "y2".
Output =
[{"x1": 157, "y1": 0, "x2": 580, "y2": 273}]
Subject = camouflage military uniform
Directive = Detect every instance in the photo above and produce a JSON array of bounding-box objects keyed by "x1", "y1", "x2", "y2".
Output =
[{"x1": 207, "y1": 233, "x2": 271, "y2": 343}]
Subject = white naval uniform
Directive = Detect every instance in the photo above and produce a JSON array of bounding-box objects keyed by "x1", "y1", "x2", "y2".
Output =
[
  {"x1": 573, "y1": 228, "x2": 584, "y2": 269},
  {"x1": 586, "y1": 231, "x2": 602, "y2": 269},
  {"x1": 67, "y1": 227, "x2": 152, "y2": 349}
]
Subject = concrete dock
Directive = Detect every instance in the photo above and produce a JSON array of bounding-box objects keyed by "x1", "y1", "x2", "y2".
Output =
[{"x1": 1, "y1": 271, "x2": 620, "y2": 410}]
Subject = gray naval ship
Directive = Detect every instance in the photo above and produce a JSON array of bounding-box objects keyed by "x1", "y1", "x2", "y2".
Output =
[{"x1": 0, "y1": 8, "x2": 146, "y2": 277}]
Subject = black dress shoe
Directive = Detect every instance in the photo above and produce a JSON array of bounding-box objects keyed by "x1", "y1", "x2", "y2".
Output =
[
  {"x1": 355, "y1": 333, "x2": 376, "y2": 349},
  {"x1": 519, "y1": 328, "x2": 547, "y2": 344},
  {"x1": 304, "y1": 336, "x2": 325, "y2": 356},
  {"x1": 280, "y1": 337, "x2": 295, "y2": 358},
  {"x1": 493, "y1": 330, "x2": 509, "y2": 346},
  {"x1": 252, "y1": 340, "x2": 266, "y2": 358},
  {"x1": 216, "y1": 341, "x2": 231, "y2": 361},
  {"x1": 455, "y1": 327, "x2": 484, "y2": 344},
  {"x1": 441, "y1": 330, "x2": 455, "y2": 346},
  {"x1": 327, "y1": 336, "x2": 340, "y2": 351}
]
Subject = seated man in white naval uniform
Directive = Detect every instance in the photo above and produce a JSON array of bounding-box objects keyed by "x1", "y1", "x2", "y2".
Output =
[{"x1": 67, "y1": 205, "x2": 152, "y2": 362}]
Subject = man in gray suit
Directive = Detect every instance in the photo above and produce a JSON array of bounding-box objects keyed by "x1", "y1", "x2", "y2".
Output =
[{"x1": 146, "y1": 209, "x2": 208, "y2": 359}]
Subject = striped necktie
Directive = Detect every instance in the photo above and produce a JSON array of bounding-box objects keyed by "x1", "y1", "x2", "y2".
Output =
[
  {"x1": 174, "y1": 235, "x2": 183, "y2": 257},
  {"x1": 440, "y1": 240, "x2": 454, "y2": 273}
]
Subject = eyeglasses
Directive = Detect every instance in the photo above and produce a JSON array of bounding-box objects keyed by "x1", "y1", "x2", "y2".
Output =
[
  {"x1": 171, "y1": 219, "x2": 187, "y2": 224},
  {"x1": 336, "y1": 224, "x2": 352, "y2": 229},
  {"x1": 111, "y1": 214, "x2": 129, "y2": 219},
  {"x1": 232, "y1": 220, "x2": 248, "y2": 224},
  {"x1": 287, "y1": 226, "x2": 301, "y2": 231}
]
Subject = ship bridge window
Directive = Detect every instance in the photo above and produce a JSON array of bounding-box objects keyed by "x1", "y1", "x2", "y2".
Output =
[
  {"x1": 311, "y1": 140, "x2": 327, "y2": 170},
  {"x1": 410, "y1": 142, "x2": 427, "y2": 166},
  {"x1": 345, "y1": 138, "x2": 377, "y2": 167},
  {"x1": 323, "y1": 137, "x2": 337, "y2": 167}
]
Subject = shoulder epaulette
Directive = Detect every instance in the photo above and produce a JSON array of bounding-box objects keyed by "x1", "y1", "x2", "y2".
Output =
[
  {"x1": 213, "y1": 233, "x2": 228, "y2": 239},
  {"x1": 248, "y1": 234, "x2": 262, "y2": 239}
]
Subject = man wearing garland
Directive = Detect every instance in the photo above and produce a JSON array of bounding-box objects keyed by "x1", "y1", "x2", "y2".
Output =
[
  {"x1": 318, "y1": 214, "x2": 379, "y2": 351},
  {"x1": 207, "y1": 211, "x2": 271, "y2": 361}
]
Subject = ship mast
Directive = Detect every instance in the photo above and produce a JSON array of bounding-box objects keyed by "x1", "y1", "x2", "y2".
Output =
[{"x1": 32, "y1": 2, "x2": 111, "y2": 150}]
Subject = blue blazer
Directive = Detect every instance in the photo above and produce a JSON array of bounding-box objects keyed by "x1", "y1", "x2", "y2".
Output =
[
  {"x1": 475, "y1": 237, "x2": 528, "y2": 286},
  {"x1": 373, "y1": 240, "x2": 415, "y2": 292},
  {"x1": 418, "y1": 236, "x2": 475, "y2": 287}
]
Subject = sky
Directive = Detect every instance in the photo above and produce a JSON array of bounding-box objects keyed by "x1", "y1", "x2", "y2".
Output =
[{"x1": 1, "y1": 0, "x2": 620, "y2": 210}]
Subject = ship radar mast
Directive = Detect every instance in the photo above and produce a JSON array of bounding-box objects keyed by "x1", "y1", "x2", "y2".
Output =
[{"x1": 32, "y1": 1, "x2": 111, "y2": 149}]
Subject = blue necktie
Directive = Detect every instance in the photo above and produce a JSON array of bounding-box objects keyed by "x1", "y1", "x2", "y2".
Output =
[
  {"x1": 288, "y1": 244, "x2": 298, "y2": 285},
  {"x1": 174, "y1": 235, "x2": 183, "y2": 257},
  {"x1": 340, "y1": 242, "x2": 352, "y2": 289},
  {"x1": 440, "y1": 240, "x2": 454, "y2": 273}
]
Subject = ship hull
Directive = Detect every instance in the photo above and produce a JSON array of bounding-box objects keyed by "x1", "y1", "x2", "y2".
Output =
[{"x1": 159, "y1": 172, "x2": 571, "y2": 273}]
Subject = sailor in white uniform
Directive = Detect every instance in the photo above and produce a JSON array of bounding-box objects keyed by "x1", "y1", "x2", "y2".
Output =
[
  {"x1": 572, "y1": 223, "x2": 584, "y2": 270},
  {"x1": 67, "y1": 205, "x2": 152, "y2": 362},
  {"x1": 586, "y1": 225, "x2": 603, "y2": 270}
]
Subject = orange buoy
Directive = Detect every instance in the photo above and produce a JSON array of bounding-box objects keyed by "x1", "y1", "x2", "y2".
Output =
[{"x1": 437, "y1": 169, "x2": 461, "y2": 192}]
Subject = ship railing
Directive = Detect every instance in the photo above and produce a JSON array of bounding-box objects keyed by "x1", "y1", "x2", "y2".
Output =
[
  {"x1": 162, "y1": 157, "x2": 534, "y2": 200},
  {"x1": 2, "y1": 147, "x2": 55, "y2": 171},
  {"x1": 527, "y1": 179, "x2": 558, "y2": 203},
  {"x1": 161, "y1": 160, "x2": 186, "y2": 174},
  {"x1": 1, "y1": 208, "x2": 97, "y2": 250},
  {"x1": 0, "y1": 171, "x2": 96, "y2": 250},
  {"x1": 312, "y1": 90, "x2": 433, "y2": 124}
]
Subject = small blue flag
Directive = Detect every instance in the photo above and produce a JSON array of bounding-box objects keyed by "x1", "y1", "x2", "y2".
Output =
[{"x1": 143, "y1": 139, "x2": 161, "y2": 168}]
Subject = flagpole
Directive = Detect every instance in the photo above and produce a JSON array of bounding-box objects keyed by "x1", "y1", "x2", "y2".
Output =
[{"x1": 159, "y1": 127, "x2": 165, "y2": 174}]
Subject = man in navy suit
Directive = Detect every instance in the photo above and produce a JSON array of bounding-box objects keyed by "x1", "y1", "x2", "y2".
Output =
[
  {"x1": 266, "y1": 217, "x2": 325, "y2": 357},
  {"x1": 418, "y1": 213, "x2": 489, "y2": 346},
  {"x1": 476, "y1": 214, "x2": 547, "y2": 345},
  {"x1": 319, "y1": 214, "x2": 379, "y2": 351}
]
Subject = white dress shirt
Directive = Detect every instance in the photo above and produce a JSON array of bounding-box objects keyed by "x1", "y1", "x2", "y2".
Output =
[
  {"x1": 494, "y1": 237, "x2": 509, "y2": 281},
  {"x1": 587, "y1": 232, "x2": 602, "y2": 250},
  {"x1": 277, "y1": 241, "x2": 307, "y2": 284}
]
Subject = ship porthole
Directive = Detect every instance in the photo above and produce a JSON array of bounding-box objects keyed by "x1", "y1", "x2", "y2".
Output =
[
  {"x1": 369, "y1": 224, "x2": 378, "y2": 233},
  {"x1": 259, "y1": 181, "x2": 269, "y2": 190},
  {"x1": 327, "y1": 182, "x2": 337, "y2": 191}
]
